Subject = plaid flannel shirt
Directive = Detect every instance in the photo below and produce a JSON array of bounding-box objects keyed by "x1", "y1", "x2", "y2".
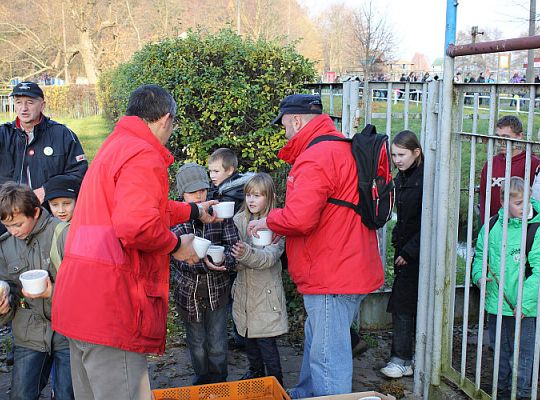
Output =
[{"x1": 171, "y1": 218, "x2": 239, "y2": 321}]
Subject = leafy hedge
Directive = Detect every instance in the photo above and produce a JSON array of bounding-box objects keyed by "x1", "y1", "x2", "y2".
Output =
[{"x1": 97, "y1": 29, "x2": 316, "y2": 171}]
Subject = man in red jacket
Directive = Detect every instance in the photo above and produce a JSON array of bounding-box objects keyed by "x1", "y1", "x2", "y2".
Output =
[
  {"x1": 52, "y1": 85, "x2": 217, "y2": 400},
  {"x1": 479, "y1": 115, "x2": 540, "y2": 224},
  {"x1": 248, "y1": 94, "x2": 384, "y2": 398}
]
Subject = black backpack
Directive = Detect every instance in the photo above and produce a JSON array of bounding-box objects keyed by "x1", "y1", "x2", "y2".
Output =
[
  {"x1": 488, "y1": 214, "x2": 540, "y2": 278},
  {"x1": 307, "y1": 124, "x2": 395, "y2": 230}
]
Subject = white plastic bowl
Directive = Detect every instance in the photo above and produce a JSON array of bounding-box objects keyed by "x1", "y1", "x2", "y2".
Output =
[
  {"x1": 252, "y1": 229, "x2": 273, "y2": 247},
  {"x1": 193, "y1": 236, "x2": 211, "y2": 258},
  {"x1": 19, "y1": 270, "x2": 48, "y2": 295},
  {"x1": 206, "y1": 245, "x2": 225, "y2": 264},
  {"x1": 212, "y1": 202, "x2": 235, "y2": 218}
]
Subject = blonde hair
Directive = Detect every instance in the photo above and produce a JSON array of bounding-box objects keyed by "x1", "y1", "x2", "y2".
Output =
[
  {"x1": 240, "y1": 173, "x2": 275, "y2": 219},
  {"x1": 500, "y1": 176, "x2": 526, "y2": 200}
]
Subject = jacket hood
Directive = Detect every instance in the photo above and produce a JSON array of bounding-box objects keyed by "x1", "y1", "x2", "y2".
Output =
[
  {"x1": 114, "y1": 116, "x2": 174, "y2": 168},
  {"x1": 277, "y1": 114, "x2": 341, "y2": 165},
  {"x1": 219, "y1": 172, "x2": 256, "y2": 194}
]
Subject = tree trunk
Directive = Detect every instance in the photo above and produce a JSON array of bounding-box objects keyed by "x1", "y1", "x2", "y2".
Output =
[{"x1": 79, "y1": 30, "x2": 98, "y2": 84}]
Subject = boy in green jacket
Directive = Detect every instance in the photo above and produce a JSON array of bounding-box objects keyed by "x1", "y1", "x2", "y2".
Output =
[
  {"x1": 0, "y1": 182, "x2": 72, "y2": 399},
  {"x1": 472, "y1": 176, "x2": 540, "y2": 399}
]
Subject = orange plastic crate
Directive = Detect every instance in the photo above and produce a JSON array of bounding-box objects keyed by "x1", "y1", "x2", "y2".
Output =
[{"x1": 152, "y1": 377, "x2": 290, "y2": 400}]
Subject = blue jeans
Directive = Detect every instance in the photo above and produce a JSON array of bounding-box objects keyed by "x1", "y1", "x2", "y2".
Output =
[
  {"x1": 488, "y1": 314, "x2": 536, "y2": 398},
  {"x1": 11, "y1": 345, "x2": 74, "y2": 400},
  {"x1": 288, "y1": 294, "x2": 366, "y2": 399},
  {"x1": 183, "y1": 300, "x2": 228, "y2": 385}
]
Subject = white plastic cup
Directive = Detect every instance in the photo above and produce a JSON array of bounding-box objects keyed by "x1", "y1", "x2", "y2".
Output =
[
  {"x1": 252, "y1": 229, "x2": 273, "y2": 247},
  {"x1": 206, "y1": 245, "x2": 225, "y2": 264},
  {"x1": 19, "y1": 270, "x2": 48, "y2": 295},
  {"x1": 192, "y1": 236, "x2": 211, "y2": 258},
  {"x1": 212, "y1": 202, "x2": 235, "y2": 218}
]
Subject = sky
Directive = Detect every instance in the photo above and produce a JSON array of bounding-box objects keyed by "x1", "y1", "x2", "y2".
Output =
[{"x1": 299, "y1": 0, "x2": 531, "y2": 63}]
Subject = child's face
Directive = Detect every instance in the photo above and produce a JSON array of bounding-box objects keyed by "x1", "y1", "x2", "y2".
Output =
[
  {"x1": 1, "y1": 208, "x2": 40, "y2": 240},
  {"x1": 183, "y1": 189, "x2": 207, "y2": 204},
  {"x1": 245, "y1": 189, "x2": 267, "y2": 217},
  {"x1": 208, "y1": 161, "x2": 234, "y2": 186},
  {"x1": 496, "y1": 125, "x2": 522, "y2": 156},
  {"x1": 391, "y1": 144, "x2": 420, "y2": 171},
  {"x1": 48, "y1": 197, "x2": 76, "y2": 222},
  {"x1": 506, "y1": 193, "x2": 527, "y2": 219}
]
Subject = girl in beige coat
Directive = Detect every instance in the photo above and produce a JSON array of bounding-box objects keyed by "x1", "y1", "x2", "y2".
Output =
[{"x1": 231, "y1": 173, "x2": 288, "y2": 385}]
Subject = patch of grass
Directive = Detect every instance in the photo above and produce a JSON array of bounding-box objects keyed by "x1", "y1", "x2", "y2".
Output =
[{"x1": 361, "y1": 333, "x2": 379, "y2": 348}]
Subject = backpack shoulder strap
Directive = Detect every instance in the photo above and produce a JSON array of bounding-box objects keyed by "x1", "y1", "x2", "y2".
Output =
[
  {"x1": 525, "y1": 222, "x2": 540, "y2": 278},
  {"x1": 50, "y1": 221, "x2": 69, "y2": 272},
  {"x1": 307, "y1": 135, "x2": 350, "y2": 149},
  {"x1": 488, "y1": 214, "x2": 498, "y2": 232}
]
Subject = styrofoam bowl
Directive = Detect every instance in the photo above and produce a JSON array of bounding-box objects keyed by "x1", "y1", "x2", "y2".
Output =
[
  {"x1": 19, "y1": 269, "x2": 48, "y2": 295},
  {"x1": 206, "y1": 245, "x2": 225, "y2": 264},
  {"x1": 212, "y1": 202, "x2": 235, "y2": 218},
  {"x1": 252, "y1": 229, "x2": 273, "y2": 247},
  {"x1": 193, "y1": 236, "x2": 211, "y2": 258}
]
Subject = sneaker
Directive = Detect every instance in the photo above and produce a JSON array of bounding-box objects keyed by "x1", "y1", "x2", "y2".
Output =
[{"x1": 380, "y1": 361, "x2": 413, "y2": 378}]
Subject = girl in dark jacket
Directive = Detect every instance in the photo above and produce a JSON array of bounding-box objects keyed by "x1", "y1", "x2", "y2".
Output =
[{"x1": 381, "y1": 130, "x2": 424, "y2": 379}]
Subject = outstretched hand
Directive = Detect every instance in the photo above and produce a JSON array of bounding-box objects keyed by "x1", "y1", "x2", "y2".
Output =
[
  {"x1": 198, "y1": 200, "x2": 221, "y2": 224},
  {"x1": 172, "y1": 234, "x2": 200, "y2": 265}
]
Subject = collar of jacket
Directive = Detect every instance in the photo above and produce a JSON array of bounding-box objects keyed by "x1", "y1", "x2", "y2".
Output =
[
  {"x1": 277, "y1": 114, "x2": 341, "y2": 165},
  {"x1": 114, "y1": 116, "x2": 174, "y2": 167},
  {"x1": 497, "y1": 197, "x2": 540, "y2": 227},
  {"x1": 14, "y1": 114, "x2": 46, "y2": 134}
]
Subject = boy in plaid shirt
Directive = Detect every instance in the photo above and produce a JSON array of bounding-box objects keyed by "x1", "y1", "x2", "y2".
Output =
[{"x1": 171, "y1": 163, "x2": 238, "y2": 385}]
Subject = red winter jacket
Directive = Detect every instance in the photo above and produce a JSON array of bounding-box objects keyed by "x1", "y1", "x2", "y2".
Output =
[
  {"x1": 267, "y1": 114, "x2": 384, "y2": 295},
  {"x1": 52, "y1": 116, "x2": 192, "y2": 355}
]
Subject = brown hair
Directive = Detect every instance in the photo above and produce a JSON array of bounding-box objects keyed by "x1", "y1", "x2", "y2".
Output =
[
  {"x1": 496, "y1": 115, "x2": 523, "y2": 135},
  {"x1": 208, "y1": 148, "x2": 238, "y2": 172},
  {"x1": 392, "y1": 130, "x2": 424, "y2": 167},
  {"x1": 0, "y1": 182, "x2": 40, "y2": 221},
  {"x1": 240, "y1": 173, "x2": 275, "y2": 219}
]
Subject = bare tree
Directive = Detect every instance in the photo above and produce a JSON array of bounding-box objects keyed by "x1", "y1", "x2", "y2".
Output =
[
  {"x1": 318, "y1": 3, "x2": 355, "y2": 75},
  {"x1": 350, "y1": 1, "x2": 395, "y2": 80}
]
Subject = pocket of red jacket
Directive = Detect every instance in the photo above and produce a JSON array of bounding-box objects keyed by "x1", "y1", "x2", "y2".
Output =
[{"x1": 137, "y1": 283, "x2": 166, "y2": 339}]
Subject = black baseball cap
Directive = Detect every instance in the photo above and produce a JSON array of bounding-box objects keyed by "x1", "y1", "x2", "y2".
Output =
[
  {"x1": 10, "y1": 82, "x2": 44, "y2": 99},
  {"x1": 272, "y1": 94, "x2": 323, "y2": 125}
]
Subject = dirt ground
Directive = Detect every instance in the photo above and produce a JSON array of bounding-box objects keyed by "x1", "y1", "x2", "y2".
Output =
[{"x1": 0, "y1": 328, "x2": 426, "y2": 400}]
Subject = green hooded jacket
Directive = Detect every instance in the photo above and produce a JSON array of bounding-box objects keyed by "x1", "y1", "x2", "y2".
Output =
[{"x1": 472, "y1": 198, "x2": 540, "y2": 317}]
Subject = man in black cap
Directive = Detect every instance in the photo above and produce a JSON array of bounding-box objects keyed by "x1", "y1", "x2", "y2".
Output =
[
  {"x1": 248, "y1": 94, "x2": 383, "y2": 398},
  {"x1": 0, "y1": 81, "x2": 88, "y2": 203}
]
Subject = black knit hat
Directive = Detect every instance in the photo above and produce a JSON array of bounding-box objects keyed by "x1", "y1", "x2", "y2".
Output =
[{"x1": 43, "y1": 176, "x2": 81, "y2": 202}]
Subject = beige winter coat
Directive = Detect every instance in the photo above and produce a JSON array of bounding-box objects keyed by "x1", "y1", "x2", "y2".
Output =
[{"x1": 232, "y1": 211, "x2": 288, "y2": 339}]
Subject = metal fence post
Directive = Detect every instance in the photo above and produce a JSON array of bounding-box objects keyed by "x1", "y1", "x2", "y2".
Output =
[
  {"x1": 342, "y1": 81, "x2": 351, "y2": 136},
  {"x1": 415, "y1": 79, "x2": 441, "y2": 396}
]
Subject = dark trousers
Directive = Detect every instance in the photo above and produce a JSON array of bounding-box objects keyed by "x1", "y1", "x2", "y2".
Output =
[
  {"x1": 488, "y1": 314, "x2": 535, "y2": 398},
  {"x1": 245, "y1": 337, "x2": 283, "y2": 385},
  {"x1": 390, "y1": 312, "x2": 415, "y2": 364}
]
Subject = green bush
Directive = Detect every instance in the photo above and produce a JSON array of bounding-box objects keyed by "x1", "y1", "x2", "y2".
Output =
[{"x1": 97, "y1": 29, "x2": 316, "y2": 171}]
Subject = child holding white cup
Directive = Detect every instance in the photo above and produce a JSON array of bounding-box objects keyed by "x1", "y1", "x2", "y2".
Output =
[
  {"x1": 171, "y1": 163, "x2": 239, "y2": 385},
  {"x1": 231, "y1": 173, "x2": 288, "y2": 385}
]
